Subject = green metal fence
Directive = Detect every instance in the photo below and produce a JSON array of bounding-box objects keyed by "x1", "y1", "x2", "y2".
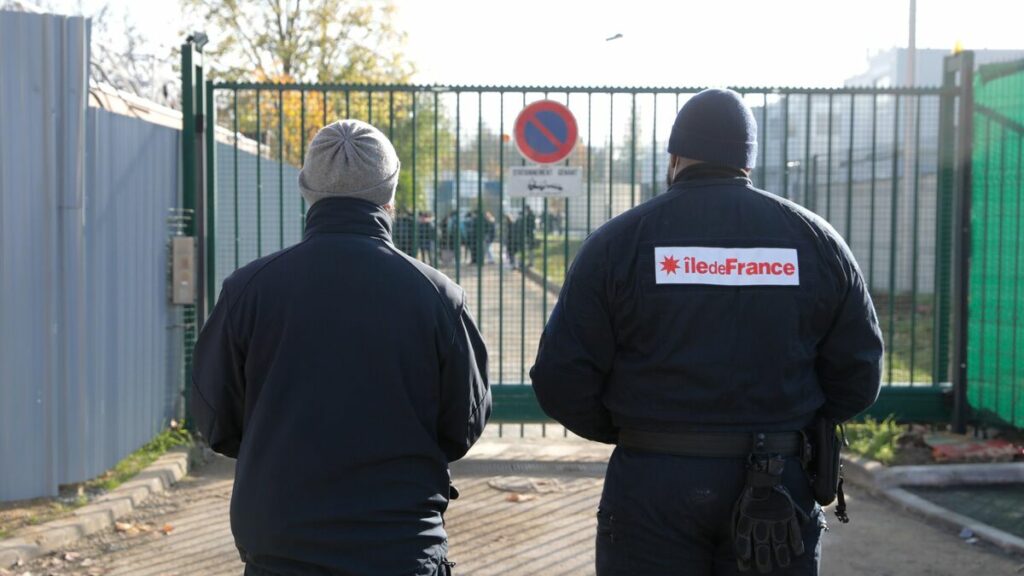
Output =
[
  {"x1": 188, "y1": 80, "x2": 957, "y2": 429},
  {"x1": 968, "y1": 58, "x2": 1024, "y2": 428}
]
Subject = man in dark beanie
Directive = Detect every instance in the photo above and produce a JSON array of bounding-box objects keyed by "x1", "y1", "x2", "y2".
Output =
[
  {"x1": 192, "y1": 119, "x2": 491, "y2": 576},
  {"x1": 532, "y1": 88, "x2": 882, "y2": 575}
]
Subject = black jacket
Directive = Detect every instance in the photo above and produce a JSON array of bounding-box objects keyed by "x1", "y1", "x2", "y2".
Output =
[
  {"x1": 530, "y1": 166, "x2": 882, "y2": 443},
  {"x1": 191, "y1": 198, "x2": 491, "y2": 575}
]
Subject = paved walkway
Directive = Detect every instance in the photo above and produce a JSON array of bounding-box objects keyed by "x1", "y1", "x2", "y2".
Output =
[
  {"x1": 438, "y1": 263, "x2": 554, "y2": 385},
  {"x1": 9, "y1": 437, "x2": 1024, "y2": 576}
]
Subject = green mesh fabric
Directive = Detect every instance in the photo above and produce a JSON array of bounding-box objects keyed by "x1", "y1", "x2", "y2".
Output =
[{"x1": 968, "y1": 59, "x2": 1024, "y2": 428}]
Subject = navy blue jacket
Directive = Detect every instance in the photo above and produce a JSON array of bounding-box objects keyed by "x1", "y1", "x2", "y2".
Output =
[
  {"x1": 191, "y1": 198, "x2": 491, "y2": 575},
  {"x1": 531, "y1": 166, "x2": 882, "y2": 443}
]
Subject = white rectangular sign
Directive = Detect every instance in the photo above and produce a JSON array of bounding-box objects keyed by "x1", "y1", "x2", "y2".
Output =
[
  {"x1": 508, "y1": 166, "x2": 582, "y2": 198},
  {"x1": 654, "y1": 247, "x2": 800, "y2": 286}
]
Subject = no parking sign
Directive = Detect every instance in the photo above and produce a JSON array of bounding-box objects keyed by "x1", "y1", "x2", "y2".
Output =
[
  {"x1": 510, "y1": 100, "x2": 582, "y2": 197},
  {"x1": 513, "y1": 100, "x2": 578, "y2": 164}
]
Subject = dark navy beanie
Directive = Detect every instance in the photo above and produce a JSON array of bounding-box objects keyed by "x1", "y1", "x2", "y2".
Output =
[{"x1": 668, "y1": 88, "x2": 758, "y2": 170}]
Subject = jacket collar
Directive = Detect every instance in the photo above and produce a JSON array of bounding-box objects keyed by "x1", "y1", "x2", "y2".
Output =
[
  {"x1": 671, "y1": 163, "x2": 751, "y2": 186},
  {"x1": 302, "y1": 197, "x2": 393, "y2": 242}
]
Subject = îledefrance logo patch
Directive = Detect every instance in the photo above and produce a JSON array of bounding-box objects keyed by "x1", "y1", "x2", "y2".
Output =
[{"x1": 654, "y1": 247, "x2": 800, "y2": 286}]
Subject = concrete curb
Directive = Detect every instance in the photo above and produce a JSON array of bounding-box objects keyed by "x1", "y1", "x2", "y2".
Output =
[
  {"x1": 840, "y1": 454, "x2": 1024, "y2": 556},
  {"x1": 0, "y1": 445, "x2": 196, "y2": 568}
]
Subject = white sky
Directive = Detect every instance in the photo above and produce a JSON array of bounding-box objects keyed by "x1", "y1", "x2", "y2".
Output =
[{"x1": 42, "y1": 0, "x2": 1024, "y2": 88}]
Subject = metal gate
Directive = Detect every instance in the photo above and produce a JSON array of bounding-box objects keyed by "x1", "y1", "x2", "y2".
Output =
[
  {"x1": 967, "y1": 57, "x2": 1024, "y2": 429},
  {"x1": 181, "y1": 43, "x2": 982, "y2": 428}
]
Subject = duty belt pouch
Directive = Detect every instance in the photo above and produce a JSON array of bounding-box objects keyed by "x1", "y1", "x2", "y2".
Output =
[{"x1": 810, "y1": 416, "x2": 840, "y2": 506}]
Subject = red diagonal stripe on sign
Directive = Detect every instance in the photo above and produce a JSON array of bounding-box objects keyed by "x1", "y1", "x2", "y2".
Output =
[{"x1": 526, "y1": 113, "x2": 565, "y2": 148}]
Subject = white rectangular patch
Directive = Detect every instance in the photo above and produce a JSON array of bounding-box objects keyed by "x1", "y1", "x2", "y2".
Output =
[{"x1": 654, "y1": 247, "x2": 800, "y2": 286}]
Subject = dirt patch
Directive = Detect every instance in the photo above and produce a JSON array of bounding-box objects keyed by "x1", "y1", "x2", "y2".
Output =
[{"x1": 0, "y1": 487, "x2": 92, "y2": 539}]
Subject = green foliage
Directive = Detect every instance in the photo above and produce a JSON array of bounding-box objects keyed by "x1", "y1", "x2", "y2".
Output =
[
  {"x1": 844, "y1": 415, "x2": 902, "y2": 465},
  {"x1": 181, "y1": 0, "x2": 412, "y2": 84},
  {"x1": 85, "y1": 428, "x2": 193, "y2": 493}
]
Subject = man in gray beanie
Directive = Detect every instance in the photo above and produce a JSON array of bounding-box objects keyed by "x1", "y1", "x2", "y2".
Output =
[
  {"x1": 532, "y1": 89, "x2": 882, "y2": 575},
  {"x1": 192, "y1": 119, "x2": 491, "y2": 576}
]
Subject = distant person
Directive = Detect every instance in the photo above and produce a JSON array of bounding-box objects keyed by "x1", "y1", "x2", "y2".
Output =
[
  {"x1": 531, "y1": 89, "x2": 882, "y2": 575},
  {"x1": 394, "y1": 208, "x2": 415, "y2": 254},
  {"x1": 192, "y1": 119, "x2": 491, "y2": 576},
  {"x1": 483, "y1": 211, "x2": 497, "y2": 264},
  {"x1": 417, "y1": 211, "x2": 437, "y2": 265},
  {"x1": 503, "y1": 212, "x2": 517, "y2": 268}
]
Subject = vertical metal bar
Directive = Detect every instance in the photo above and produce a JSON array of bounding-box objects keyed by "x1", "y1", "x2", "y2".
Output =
[
  {"x1": 936, "y1": 89, "x2": 954, "y2": 387},
  {"x1": 345, "y1": 90, "x2": 350, "y2": 118},
  {"x1": 542, "y1": 92, "x2": 549, "y2": 323},
  {"x1": 994, "y1": 123, "x2": 1007, "y2": 411},
  {"x1": 499, "y1": 92, "x2": 505, "y2": 386},
  {"x1": 887, "y1": 94, "x2": 901, "y2": 385},
  {"x1": 434, "y1": 92, "x2": 440, "y2": 265},
  {"x1": 205, "y1": 80, "x2": 217, "y2": 312},
  {"x1": 759, "y1": 93, "x2": 768, "y2": 189},
  {"x1": 278, "y1": 88, "x2": 284, "y2": 249},
  {"x1": 367, "y1": 90, "x2": 373, "y2": 124},
  {"x1": 630, "y1": 92, "x2": 637, "y2": 207},
  {"x1": 322, "y1": 90, "x2": 328, "y2": 127},
  {"x1": 976, "y1": 118, "x2": 991, "y2": 411},
  {"x1": 810, "y1": 155, "x2": 818, "y2": 212},
  {"x1": 300, "y1": 90, "x2": 306, "y2": 227},
  {"x1": 950, "y1": 51, "x2": 975, "y2": 433},
  {"x1": 521, "y1": 92, "x2": 527, "y2": 384},
  {"x1": 181, "y1": 43, "x2": 195, "y2": 237},
  {"x1": 233, "y1": 89, "x2": 239, "y2": 268},
  {"x1": 586, "y1": 92, "x2": 592, "y2": 234},
  {"x1": 179, "y1": 42, "x2": 196, "y2": 427},
  {"x1": 846, "y1": 95, "x2": 855, "y2": 240},
  {"x1": 1011, "y1": 134, "x2": 1022, "y2": 424},
  {"x1": 868, "y1": 94, "x2": 878, "y2": 287},
  {"x1": 803, "y1": 93, "x2": 812, "y2": 209},
  {"x1": 196, "y1": 57, "x2": 207, "y2": 321},
  {"x1": 782, "y1": 94, "x2": 790, "y2": 199},
  {"x1": 256, "y1": 89, "x2": 262, "y2": 256},
  {"x1": 455, "y1": 93, "x2": 461, "y2": 282},
  {"x1": 652, "y1": 93, "x2": 658, "y2": 199},
  {"x1": 909, "y1": 95, "x2": 922, "y2": 385},
  {"x1": 826, "y1": 93, "x2": 834, "y2": 220},
  {"x1": 543, "y1": 192, "x2": 548, "y2": 319},
  {"x1": 477, "y1": 91, "x2": 483, "y2": 322},
  {"x1": 609, "y1": 93, "x2": 614, "y2": 219},
  {"x1": 564, "y1": 91, "x2": 570, "y2": 284},
  {"x1": 412, "y1": 93, "x2": 419, "y2": 258},
  {"x1": 388, "y1": 90, "x2": 395, "y2": 140}
]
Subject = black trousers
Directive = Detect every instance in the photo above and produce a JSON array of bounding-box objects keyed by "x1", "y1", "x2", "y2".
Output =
[{"x1": 596, "y1": 447, "x2": 826, "y2": 576}]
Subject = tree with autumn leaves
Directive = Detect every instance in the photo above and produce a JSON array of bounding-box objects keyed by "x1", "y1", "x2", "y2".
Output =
[{"x1": 183, "y1": 0, "x2": 452, "y2": 210}]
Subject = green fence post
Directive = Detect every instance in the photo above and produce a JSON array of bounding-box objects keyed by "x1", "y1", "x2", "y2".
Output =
[
  {"x1": 205, "y1": 80, "x2": 217, "y2": 310},
  {"x1": 179, "y1": 41, "x2": 196, "y2": 429},
  {"x1": 948, "y1": 51, "x2": 976, "y2": 433}
]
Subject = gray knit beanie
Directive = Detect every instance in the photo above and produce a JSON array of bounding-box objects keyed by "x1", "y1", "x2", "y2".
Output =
[{"x1": 298, "y1": 119, "x2": 400, "y2": 206}]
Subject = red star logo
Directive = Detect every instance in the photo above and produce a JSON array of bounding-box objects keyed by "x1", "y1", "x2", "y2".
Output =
[{"x1": 660, "y1": 255, "x2": 680, "y2": 275}]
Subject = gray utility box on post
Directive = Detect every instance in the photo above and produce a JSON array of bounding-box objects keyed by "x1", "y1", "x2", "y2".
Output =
[{"x1": 171, "y1": 236, "x2": 196, "y2": 305}]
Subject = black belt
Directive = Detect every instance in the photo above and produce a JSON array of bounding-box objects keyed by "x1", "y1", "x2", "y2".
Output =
[{"x1": 618, "y1": 428, "x2": 806, "y2": 458}]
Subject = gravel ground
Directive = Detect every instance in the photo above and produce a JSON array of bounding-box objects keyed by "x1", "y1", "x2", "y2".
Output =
[{"x1": 5, "y1": 453, "x2": 1024, "y2": 576}]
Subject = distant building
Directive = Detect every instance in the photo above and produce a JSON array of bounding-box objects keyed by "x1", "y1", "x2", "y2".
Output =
[{"x1": 845, "y1": 48, "x2": 1024, "y2": 87}]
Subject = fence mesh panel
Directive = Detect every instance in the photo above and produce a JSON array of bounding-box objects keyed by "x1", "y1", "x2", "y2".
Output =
[
  {"x1": 968, "y1": 60, "x2": 1024, "y2": 428},
  {"x1": 209, "y1": 85, "x2": 951, "y2": 409}
]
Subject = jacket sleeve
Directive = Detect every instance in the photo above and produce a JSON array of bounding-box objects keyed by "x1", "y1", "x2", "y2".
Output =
[
  {"x1": 816, "y1": 241, "x2": 884, "y2": 423},
  {"x1": 438, "y1": 296, "x2": 491, "y2": 462},
  {"x1": 530, "y1": 239, "x2": 617, "y2": 443},
  {"x1": 190, "y1": 288, "x2": 246, "y2": 458}
]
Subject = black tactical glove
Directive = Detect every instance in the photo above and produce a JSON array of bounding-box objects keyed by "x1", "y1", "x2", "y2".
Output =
[{"x1": 732, "y1": 456, "x2": 809, "y2": 573}]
